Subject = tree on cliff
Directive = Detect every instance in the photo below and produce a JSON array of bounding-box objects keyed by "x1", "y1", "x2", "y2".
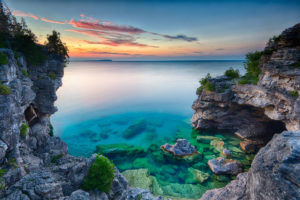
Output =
[{"x1": 46, "y1": 30, "x2": 69, "y2": 62}]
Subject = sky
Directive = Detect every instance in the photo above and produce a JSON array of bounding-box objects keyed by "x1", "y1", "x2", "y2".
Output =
[{"x1": 4, "y1": 0, "x2": 300, "y2": 61}]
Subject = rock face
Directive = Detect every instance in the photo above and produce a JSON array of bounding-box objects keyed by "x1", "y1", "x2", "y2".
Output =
[
  {"x1": 201, "y1": 131, "x2": 300, "y2": 200},
  {"x1": 197, "y1": 23, "x2": 300, "y2": 200},
  {"x1": 160, "y1": 139, "x2": 199, "y2": 158},
  {"x1": 0, "y1": 49, "x2": 160, "y2": 200},
  {"x1": 192, "y1": 24, "x2": 300, "y2": 141}
]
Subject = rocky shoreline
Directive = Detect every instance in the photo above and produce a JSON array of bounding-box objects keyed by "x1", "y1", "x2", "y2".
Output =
[
  {"x1": 0, "y1": 17, "x2": 299, "y2": 200},
  {"x1": 193, "y1": 23, "x2": 300, "y2": 199}
]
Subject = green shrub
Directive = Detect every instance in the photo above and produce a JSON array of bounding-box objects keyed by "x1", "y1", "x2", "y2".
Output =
[
  {"x1": 49, "y1": 124, "x2": 54, "y2": 136},
  {"x1": 225, "y1": 67, "x2": 240, "y2": 79},
  {"x1": 267, "y1": 35, "x2": 280, "y2": 45},
  {"x1": 0, "y1": 179, "x2": 5, "y2": 191},
  {"x1": 289, "y1": 91, "x2": 299, "y2": 98},
  {"x1": 82, "y1": 155, "x2": 115, "y2": 194},
  {"x1": 0, "y1": 52, "x2": 8, "y2": 65},
  {"x1": 0, "y1": 169, "x2": 6, "y2": 178},
  {"x1": 240, "y1": 51, "x2": 263, "y2": 85},
  {"x1": 238, "y1": 77, "x2": 252, "y2": 85},
  {"x1": 21, "y1": 68, "x2": 30, "y2": 78},
  {"x1": 51, "y1": 153, "x2": 64, "y2": 163},
  {"x1": 8, "y1": 158, "x2": 17, "y2": 168},
  {"x1": 196, "y1": 73, "x2": 216, "y2": 93},
  {"x1": 48, "y1": 72, "x2": 56, "y2": 80},
  {"x1": 20, "y1": 123, "x2": 29, "y2": 137},
  {"x1": 0, "y1": 84, "x2": 11, "y2": 95},
  {"x1": 219, "y1": 85, "x2": 229, "y2": 93}
]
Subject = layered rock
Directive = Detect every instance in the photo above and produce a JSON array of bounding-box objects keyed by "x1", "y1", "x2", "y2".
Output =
[
  {"x1": 208, "y1": 157, "x2": 242, "y2": 175},
  {"x1": 160, "y1": 139, "x2": 199, "y2": 159},
  {"x1": 192, "y1": 23, "x2": 300, "y2": 142},
  {"x1": 195, "y1": 23, "x2": 300, "y2": 199},
  {"x1": 0, "y1": 49, "x2": 160, "y2": 200}
]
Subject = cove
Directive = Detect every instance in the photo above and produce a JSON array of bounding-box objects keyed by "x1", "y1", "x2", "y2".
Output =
[{"x1": 51, "y1": 60, "x2": 253, "y2": 199}]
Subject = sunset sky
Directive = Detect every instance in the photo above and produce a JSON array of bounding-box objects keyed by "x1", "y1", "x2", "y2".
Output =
[{"x1": 5, "y1": 0, "x2": 300, "y2": 60}]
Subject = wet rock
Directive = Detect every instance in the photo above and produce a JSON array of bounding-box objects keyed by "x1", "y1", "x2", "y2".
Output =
[
  {"x1": 208, "y1": 157, "x2": 243, "y2": 175},
  {"x1": 123, "y1": 119, "x2": 147, "y2": 139},
  {"x1": 210, "y1": 140, "x2": 225, "y2": 153},
  {"x1": 240, "y1": 140, "x2": 264, "y2": 153},
  {"x1": 222, "y1": 149, "x2": 231, "y2": 157},
  {"x1": 160, "y1": 139, "x2": 199, "y2": 158},
  {"x1": 197, "y1": 135, "x2": 223, "y2": 144},
  {"x1": 187, "y1": 168, "x2": 209, "y2": 184}
]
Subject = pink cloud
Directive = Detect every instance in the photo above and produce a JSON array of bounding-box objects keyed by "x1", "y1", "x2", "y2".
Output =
[
  {"x1": 80, "y1": 14, "x2": 85, "y2": 18},
  {"x1": 12, "y1": 10, "x2": 39, "y2": 20},
  {"x1": 40, "y1": 18, "x2": 67, "y2": 24},
  {"x1": 69, "y1": 19, "x2": 146, "y2": 34}
]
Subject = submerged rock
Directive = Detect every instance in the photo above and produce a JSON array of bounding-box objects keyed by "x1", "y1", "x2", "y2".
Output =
[
  {"x1": 122, "y1": 169, "x2": 153, "y2": 190},
  {"x1": 160, "y1": 139, "x2": 199, "y2": 158},
  {"x1": 222, "y1": 149, "x2": 231, "y2": 157},
  {"x1": 187, "y1": 168, "x2": 210, "y2": 184},
  {"x1": 123, "y1": 119, "x2": 147, "y2": 139},
  {"x1": 208, "y1": 157, "x2": 243, "y2": 175},
  {"x1": 239, "y1": 140, "x2": 264, "y2": 153},
  {"x1": 95, "y1": 143, "x2": 146, "y2": 159}
]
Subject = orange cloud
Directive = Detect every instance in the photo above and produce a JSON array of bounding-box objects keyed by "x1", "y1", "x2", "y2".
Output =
[
  {"x1": 12, "y1": 10, "x2": 39, "y2": 20},
  {"x1": 40, "y1": 18, "x2": 67, "y2": 24}
]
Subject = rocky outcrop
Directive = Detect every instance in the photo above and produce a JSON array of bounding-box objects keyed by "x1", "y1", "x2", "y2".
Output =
[
  {"x1": 201, "y1": 131, "x2": 300, "y2": 200},
  {"x1": 192, "y1": 23, "x2": 300, "y2": 142},
  {"x1": 0, "y1": 49, "x2": 160, "y2": 200},
  {"x1": 195, "y1": 23, "x2": 300, "y2": 199}
]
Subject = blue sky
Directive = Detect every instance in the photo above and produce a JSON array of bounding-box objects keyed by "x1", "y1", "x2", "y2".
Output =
[{"x1": 4, "y1": 0, "x2": 300, "y2": 60}]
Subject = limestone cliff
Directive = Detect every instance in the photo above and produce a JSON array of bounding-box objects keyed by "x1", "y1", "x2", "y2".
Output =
[
  {"x1": 193, "y1": 23, "x2": 300, "y2": 199},
  {"x1": 0, "y1": 49, "x2": 160, "y2": 200}
]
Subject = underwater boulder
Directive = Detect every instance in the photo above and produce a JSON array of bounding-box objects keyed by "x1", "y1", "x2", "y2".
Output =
[
  {"x1": 210, "y1": 140, "x2": 225, "y2": 153},
  {"x1": 197, "y1": 135, "x2": 223, "y2": 144},
  {"x1": 122, "y1": 168, "x2": 153, "y2": 190},
  {"x1": 187, "y1": 168, "x2": 210, "y2": 184},
  {"x1": 208, "y1": 157, "x2": 243, "y2": 175},
  {"x1": 123, "y1": 119, "x2": 147, "y2": 139},
  {"x1": 95, "y1": 143, "x2": 146, "y2": 159}
]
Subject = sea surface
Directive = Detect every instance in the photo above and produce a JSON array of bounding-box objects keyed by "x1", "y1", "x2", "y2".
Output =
[{"x1": 52, "y1": 60, "x2": 251, "y2": 199}]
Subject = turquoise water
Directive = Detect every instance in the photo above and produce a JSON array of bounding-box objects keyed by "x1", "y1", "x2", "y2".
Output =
[{"x1": 52, "y1": 61, "x2": 250, "y2": 199}]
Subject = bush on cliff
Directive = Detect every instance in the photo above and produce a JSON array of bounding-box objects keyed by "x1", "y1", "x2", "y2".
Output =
[
  {"x1": 196, "y1": 73, "x2": 216, "y2": 94},
  {"x1": 82, "y1": 155, "x2": 115, "y2": 194},
  {"x1": 0, "y1": 52, "x2": 8, "y2": 65},
  {"x1": 0, "y1": 84, "x2": 11, "y2": 95},
  {"x1": 20, "y1": 122, "x2": 29, "y2": 137},
  {"x1": 289, "y1": 91, "x2": 299, "y2": 98},
  {"x1": 239, "y1": 51, "x2": 263, "y2": 85},
  {"x1": 224, "y1": 67, "x2": 240, "y2": 79}
]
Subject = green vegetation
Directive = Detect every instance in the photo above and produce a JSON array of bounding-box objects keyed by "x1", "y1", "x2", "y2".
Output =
[
  {"x1": 292, "y1": 61, "x2": 300, "y2": 68},
  {"x1": 267, "y1": 35, "x2": 280, "y2": 46},
  {"x1": 0, "y1": 84, "x2": 11, "y2": 95},
  {"x1": 21, "y1": 68, "x2": 30, "y2": 77},
  {"x1": 0, "y1": 52, "x2": 8, "y2": 65},
  {"x1": 82, "y1": 155, "x2": 115, "y2": 194},
  {"x1": 8, "y1": 158, "x2": 17, "y2": 168},
  {"x1": 289, "y1": 91, "x2": 299, "y2": 98},
  {"x1": 196, "y1": 73, "x2": 216, "y2": 94},
  {"x1": 224, "y1": 67, "x2": 240, "y2": 79},
  {"x1": 238, "y1": 51, "x2": 263, "y2": 85},
  {"x1": 0, "y1": 3, "x2": 68, "y2": 66},
  {"x1": 51, "y1": 153, "x2": 64, "y2": 163},
  {"x1": 0, "y1": 169, "x2": 5, "y2": 177},
  {"x1": 20, "y1": 123, "x2": 29, "y2": 137},
  {"x1": 219, "y1": 85, "x2": 229, "y2": 93},
  {"x1": 48, "y1": 72, "x2": 56, "y2": 80},
  {"x1": 49, "y1": 124, "x2": 54, "y2": 136}
]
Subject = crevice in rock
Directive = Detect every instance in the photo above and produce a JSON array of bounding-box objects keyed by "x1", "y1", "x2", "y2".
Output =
[{"x1": 24, "y1": 104, "x2": 39, "y2": 126}]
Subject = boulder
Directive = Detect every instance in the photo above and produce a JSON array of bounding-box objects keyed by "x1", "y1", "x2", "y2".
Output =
[
  {"x1": 160, "y1": 139, "x2": 199, "y2": 158},
  {"x1": 208, "y1": 157, "x2": 243, "y2": 175}
]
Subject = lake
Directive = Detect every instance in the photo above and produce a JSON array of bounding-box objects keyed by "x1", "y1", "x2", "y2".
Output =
[{"x1": 52, "y1": 60, "x2": 250, "y2": 199}]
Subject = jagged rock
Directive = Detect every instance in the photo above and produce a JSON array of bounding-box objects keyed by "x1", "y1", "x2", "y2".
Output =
[
  {"x1": 208, "y1": 157, "x2": 243, "y2": 175},
  {"x1": 0, "y1": 140, "x2": 8, "y2": 160},
  {"x1": 160, "y1": 139, "x2": 199, "y2": 158},
  {"x1": 200, "y1": 173, "x2": 248, "y2": 200}
]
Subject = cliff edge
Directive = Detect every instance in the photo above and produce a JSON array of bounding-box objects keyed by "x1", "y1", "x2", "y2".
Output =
[{"x1": 193, "y1": 23, "x2": 300, "y2": 199}]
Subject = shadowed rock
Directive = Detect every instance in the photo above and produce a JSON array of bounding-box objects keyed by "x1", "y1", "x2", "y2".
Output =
[
  {"x1": 160, "y1": 139, "x2": 199, "y2": 158},
  {"x1": 208, "y1": 157, "x2": 243, "y2": 175}
]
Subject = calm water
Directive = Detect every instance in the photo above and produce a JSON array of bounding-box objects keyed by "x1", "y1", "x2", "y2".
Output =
[{"x1": 52, "y1": 61, "x2": 250, "y2": 199}]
